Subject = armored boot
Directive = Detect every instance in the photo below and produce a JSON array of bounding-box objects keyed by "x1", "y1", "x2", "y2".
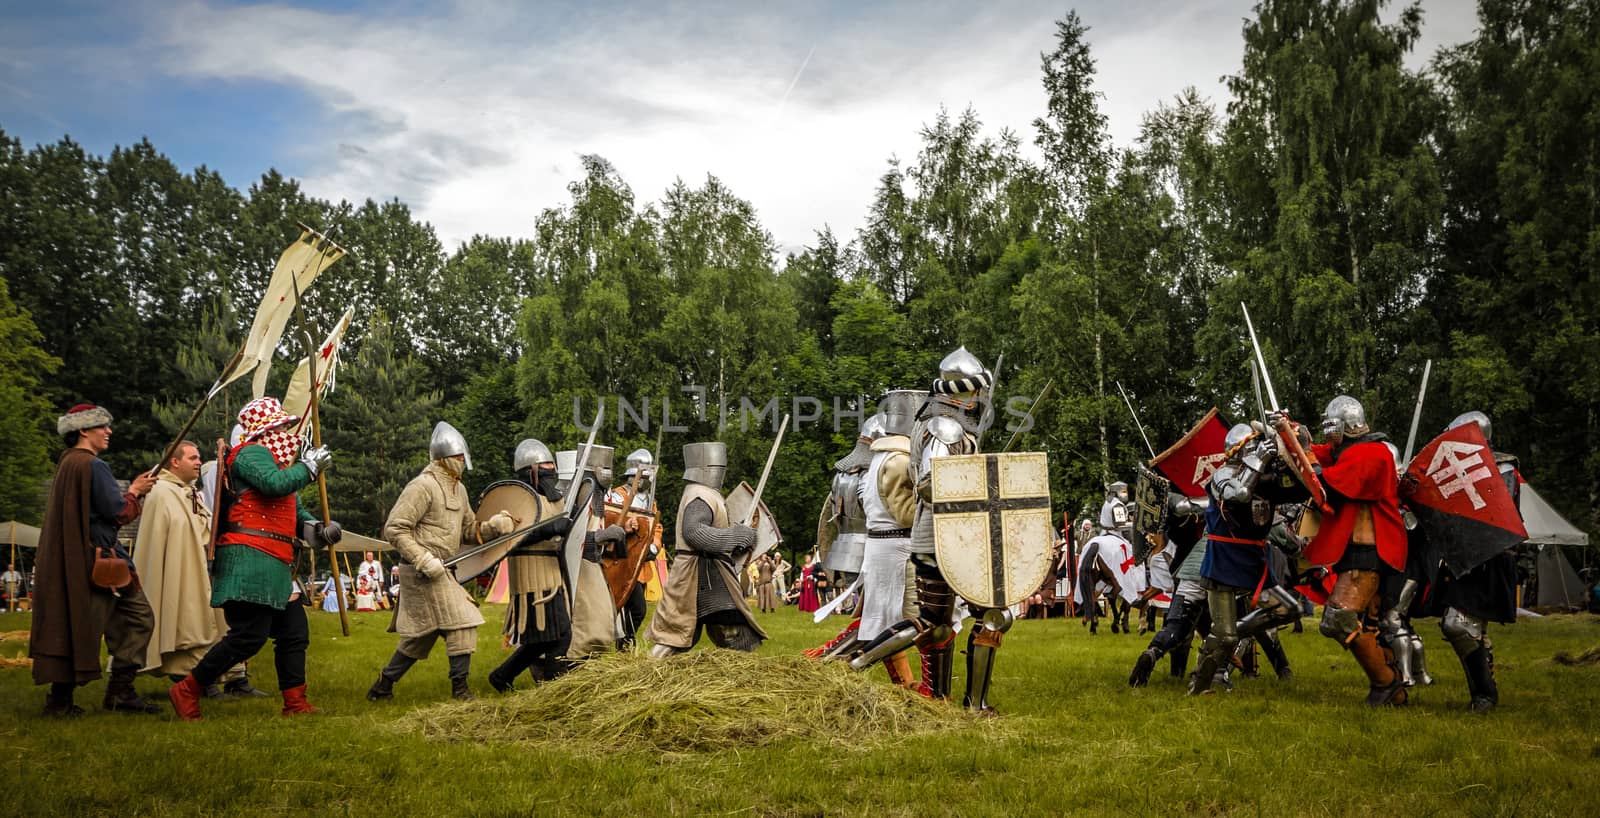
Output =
[
  {"x1": 449, "y1": 654, "x2": 474, "y2": 702},
  {"x1": 1463, "y1": 646, "x2": 1498, "y2": 712},
  {"x1": 1129, "y1": 648, "x2": 1160, "y2": 688},
  {"x1": 961, "y1": 609, "x2": 1011, "y2": 714},
  {"x1": 103, "y1": 665, "x2": 162, "y2": 714},
  {"x1": 923, "y1": 638, "x2": 955, "y2": 700},
  {"x1": 43, "y1": 682, "x2": 85, "y2": 718},
  {"x1": 280, "y1": 684, "x2": 318, "y2": 715},
  {"x1": 804, "y1": 619, "x2": 860, "y2": 660},
  {"x1": 368, "y1": 651, "x2": 417, "y2": 701},
  {"x1": 167, "y1": 676, "x2": 204, "y2": 722},
  {"x1": 1188, "y1": 636, "x2": 1228, "y2": 695},
  {"x1": 1349, "y1": 632, "x2": 1406, "y2": 707},
  {"x1": 1259, "y1": 633, "x2": 1293, "y2": 681},
  {"x1": 1410, "y1": 633, "x2": 1434, "y2": 685}
]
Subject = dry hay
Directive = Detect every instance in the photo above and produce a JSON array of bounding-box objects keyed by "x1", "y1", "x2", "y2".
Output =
[
  {"x1": 1552, "y1": 646, "x2": 1600, "y2": 666},
  {"x1": 0, "y1": 631, "x2": 29, "y2": 642},
  {"x1": 398, "y1": 649, "x2": 986, "y2": 754},
  {"x1": 0, "y1": 657, "x2": 32, "y2": 669}
]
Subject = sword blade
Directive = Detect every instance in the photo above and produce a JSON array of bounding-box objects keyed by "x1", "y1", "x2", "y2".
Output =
[
  {"x1": 1241, "y1": 302, "x2": 1281, "y2": 412},
  {"x1": 1115, "y1": 380, "x2": 1156, "y2": 460},
  {"x1": 1401, "y1": 359, "x2": 1433, "y2": 468},
  {"x1": 743, "y1": 413, "x2": 790, "y2": 524}
]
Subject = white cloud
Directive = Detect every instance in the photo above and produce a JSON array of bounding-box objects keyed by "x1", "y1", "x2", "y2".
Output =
[{"x1": 152, "y1": 0, "x2": 1481, "y2": 253}]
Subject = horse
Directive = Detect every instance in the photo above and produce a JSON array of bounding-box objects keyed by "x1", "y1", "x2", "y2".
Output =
[{"x1": 1073, "y1": 533, "x2": 1149, "y2": 634}]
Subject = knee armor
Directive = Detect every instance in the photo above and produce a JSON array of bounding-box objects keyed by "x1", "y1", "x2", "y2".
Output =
[
  {"x1": 1439, "y1": 607, "x2": 1489, "y2": 659},
  {"x1": 1319, "y1": 602, "x2": 1364, "y2": 644}
]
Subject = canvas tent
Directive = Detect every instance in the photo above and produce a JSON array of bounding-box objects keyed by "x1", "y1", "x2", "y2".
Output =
[{"x1": 1519, "y1": 484, "x2": 1592, "y2": 610}]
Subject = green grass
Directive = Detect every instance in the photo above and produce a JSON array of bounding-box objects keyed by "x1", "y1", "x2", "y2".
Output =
[{"x1": 2, "y1": 605, "x2": 1598, "y2": 817}]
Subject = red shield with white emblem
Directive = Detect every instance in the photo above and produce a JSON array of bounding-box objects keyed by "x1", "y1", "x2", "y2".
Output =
[{"x1": 1404, "y1": 423, "x2": 1527, "y2": 577}]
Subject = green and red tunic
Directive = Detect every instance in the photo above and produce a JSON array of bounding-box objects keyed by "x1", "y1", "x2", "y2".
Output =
[{"x1": 211, "y1": 443, "x2": 316, "y2": 610}]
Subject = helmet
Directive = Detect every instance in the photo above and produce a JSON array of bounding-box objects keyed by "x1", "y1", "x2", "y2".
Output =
[
  {"x1": 876, "y1": 390, "x2": 923, "y2": 437},
  {"x1": 1107, "y1": 481, "x2": 1129, "y2": 501},
  {"x1": 1447, "y1": 410, "x2": 1491, "y2": 443},
  {"x1": 683, "y1": 441, "x2": 728, "y2": 490},
  {"x1": 1224, "y1": 422, "x2": 1255, "y2": 451},
  {"x1": 932, "y1": 346, "x2": 993, "y2": 397},
  {"x1": 429, "y1": 421, "x2": 471, "y2": 471},
  {"x1": 860, "y1": 415, "x2": 889, "y2": 442},
  {"x1": 554, "y1": 450, "x2": 577, "y2": 482},
  {"x1": 513, "y1": 439, "x2": 554, "y2": 472},
  {"x1": 1321, "y1": 395, "x2": 1370, "y2": 441},
  {"x1": 623, "y1": 447, "x2": 654, "y2": 479},
  {"x1": 582, "y1": 445, "x2": 615, "y2": 488}
]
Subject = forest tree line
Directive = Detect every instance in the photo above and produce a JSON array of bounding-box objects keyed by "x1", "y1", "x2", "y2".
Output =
[{"x1": 1, "y1": 0, "x2": 1595, "y2": 557}]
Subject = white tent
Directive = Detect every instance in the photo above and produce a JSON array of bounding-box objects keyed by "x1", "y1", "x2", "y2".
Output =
[
  {"x1": 1518, "y1": 483, "x2": 1591, "y2": 610},
  {"x1": 1519, "y1": 483, "x2": 1589, "y2": 546}
]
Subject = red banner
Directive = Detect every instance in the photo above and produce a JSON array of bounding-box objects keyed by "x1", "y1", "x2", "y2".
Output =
[{"x1": 1150, "y1": 408, "x2": 1230, "y2": 499}]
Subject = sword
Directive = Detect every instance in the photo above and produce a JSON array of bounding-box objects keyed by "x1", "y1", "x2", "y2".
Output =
[
  {"x1": 1003, "y1": 378, "x2": 1055, "y2": 453},
  {"x1": 1240, "y1": 302, "x2": 1281, "y2": 412},
  {"x1": 1401, "y1": 359, "x2": 1433, "y2": 468},
  {"x1": 976, "y1": 353, "x2": 1004, "y2": 448},
  {"x1": 1250, "y1": 356, "x2": 1267, "y2": 425},
  {"x1": 1114, "y1": 380, "x2": 1155, "y2": 460},
  {"x1": 742, "y1": 413, "x2": 790, "y2": 525}
]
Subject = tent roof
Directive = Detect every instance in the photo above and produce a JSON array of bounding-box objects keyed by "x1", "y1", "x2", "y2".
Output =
[
  {"x1": 2, "y1": 521, "x2": 41, "y2": 548},
  {"x1": 1519, "y1": 483, "x2": 1590, "y2": 546}
]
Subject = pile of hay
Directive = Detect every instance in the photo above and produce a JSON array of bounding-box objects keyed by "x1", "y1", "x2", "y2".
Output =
[{"x1": 398, "y1": 650, "x2": 983, "y2": 754}]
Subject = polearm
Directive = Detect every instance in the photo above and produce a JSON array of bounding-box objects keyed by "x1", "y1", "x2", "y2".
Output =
[
  {"x1": 1114, "y1": 380, "x2": 1156, "y2": 460},
  {"x1": 1401, "y1": 360, "x2": 1433, "y2": 468},
  {"x1": 741, "y1": 413, "x2": 791, "y2": 525},
  {"x1": 1003, "y1": 378, "x2": 1055, "y2": 453},
  {"x1": 1240, "y1": 302, "x2": 1281, "y2": 411},
  {"x1": 148, "y1": 346, "x2": 249, "y2": 477},
  {"x1": 288, "y1": 227, "x2": 350, "y2": 636}
]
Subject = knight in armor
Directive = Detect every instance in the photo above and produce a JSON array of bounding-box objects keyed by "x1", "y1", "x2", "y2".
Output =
[
  {"x1": 169, "y1": 397, "x2": 341, "y2": 721},
  {"x1": 1412, "y1": 411, "x2": 1519, "y2": 712},
  {"x1": 567, "y1": 446, "x2": 628, "y2": 658},
  {"x1": 1100, "y1": 481, "x2": 1133, "y2": 540},
  {"x1": 803, "y1": 413, "x2": 882, "y2": 659},
  {"x1": 1128, "y1": 494, "x2": 1207, "y2": 686},
  {"x1": 809, "y1": 391, "x2": 923, "y2": 692},
  {"x1": 486, "y1": 438, "x2": 578, "y2": 692},
  {"x1": 850, "y1": 347, "x2": 1011, "y2": 713},
  {"x1": 1188, "y1": 422, "x2": 1310, "y2": 695},
  {"x1": 645, "y1": 442, "x2": 767, "y2": 655},
  {"x1": 1304, "y1": 396, "x2": 1410, "y2": 706},
  {"x1": 606, "y1": 448, "x2": 662, "y2": 648},
  {"x1": 367, "y1": 423, "x2": 517, "y2": 702}
]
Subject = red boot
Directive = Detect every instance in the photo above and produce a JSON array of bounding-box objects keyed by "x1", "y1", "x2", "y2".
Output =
[
  {"x1": 280, "y1": 684, "x2": 319, "y2": 716},
  {"x1": 168, "y1": 675, "x2": 204, "y2": 722}
]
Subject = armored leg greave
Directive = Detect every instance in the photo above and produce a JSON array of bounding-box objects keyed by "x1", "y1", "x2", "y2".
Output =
[
  {"x1": 1238, "y1": 585, "x2": 1301, "y2": 641},
  {"x1": 1410, "y1": 633, "x2": 1434, "y2": 685},
  {"x1": 806, "y1": 619, "x2": 861, "y2": 660},
  {"x1": 1189, "y1": 589, "x2": 1239, "y2": 695},
  {"x1": 1441, "y1": 608, "x2": 1496, "y2": 710},
  {"x1": 849, "y1": 569, "x2": 956, "y2": 675},
  {"x1": 962, "y1": 608, "x2": 1013, "y2": 713},
  {"x1": 1324, "y1": 570, "x2": 1404, "y2": 705}
]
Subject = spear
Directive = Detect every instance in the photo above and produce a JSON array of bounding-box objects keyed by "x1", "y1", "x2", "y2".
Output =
[
  {"x1": 288, "y1": 226, "x2": 350, "y2": 636},
  {"x1": 1114, "y1": 380, "x2": 1156, "y2": 460},
  {"x1": 1004, "y1": 378, "x2": 1055, "y2": 453}
]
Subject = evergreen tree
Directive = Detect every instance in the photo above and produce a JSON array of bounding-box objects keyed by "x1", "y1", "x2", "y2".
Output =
[{"x1": 0, "y1": 278, "x2": 62, "y2": 520}]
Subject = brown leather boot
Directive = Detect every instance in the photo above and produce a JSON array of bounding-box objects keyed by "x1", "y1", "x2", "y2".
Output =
[
  {"x1": 1350, "y1": 631, "x2": 1406, "y2": 706},
  {"x1": 104, "y1": 666, "x2": 162, "y2": 715},
  {"x1": 885, "y1": 650, "x2": 915, "y2": 689}
]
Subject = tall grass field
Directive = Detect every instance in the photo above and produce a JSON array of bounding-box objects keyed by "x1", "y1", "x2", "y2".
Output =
[{"x1": 2, "y1": 604, "x2": 1597, "y2": 816}]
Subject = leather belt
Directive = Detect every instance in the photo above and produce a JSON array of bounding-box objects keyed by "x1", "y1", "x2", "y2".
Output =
[
  {"x1": 869, "y1": 528, "x2": 911, "y2": 538},
  {"x1": 225, "y1": 524, "x2": 297, "y2": 545}
]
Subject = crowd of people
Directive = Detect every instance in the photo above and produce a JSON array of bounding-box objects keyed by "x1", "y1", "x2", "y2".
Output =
[{"x1": 15, "y1": 343, "x2": 1569, "y2": 720}]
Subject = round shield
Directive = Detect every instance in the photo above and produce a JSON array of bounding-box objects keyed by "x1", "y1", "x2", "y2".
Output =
[{"x1": 477, "y1": 480, "x2": 539, "y2": 529}]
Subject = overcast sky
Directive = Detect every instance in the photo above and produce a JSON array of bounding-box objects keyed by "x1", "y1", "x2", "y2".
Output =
[{"x1": 0, "y1": 0, "x2": 1479, "y2": 254}]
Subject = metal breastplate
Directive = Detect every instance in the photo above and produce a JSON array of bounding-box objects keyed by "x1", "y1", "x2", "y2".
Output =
[{"x1": 823, "y1": 469, "x2": 868, "y2": 573}]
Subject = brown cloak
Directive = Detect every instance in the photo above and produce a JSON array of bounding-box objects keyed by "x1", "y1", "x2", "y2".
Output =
[{"x1": 29, "y1": 448, "x2": 105, "y2": 685}]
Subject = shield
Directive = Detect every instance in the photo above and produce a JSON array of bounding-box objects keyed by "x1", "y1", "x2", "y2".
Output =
[
  {"x1": 601, "y1": 485, "x2": 659, "y2": 610},
  {"x1": 1271, "y1": 415, "x2": 1331, "y2": 514},
  {"x1": 1404, "y1": 423, "x2": 1527, "y2": 578},
  {"x1": 446, "y1": 481, "x2": 543, "y2": 582},
  {"x1": 1131, "y1": 463, "x2": 1171, "y2": 563},
  {"x1": 562, "y1": 477, "x2": 598, "y2": 598},
  {"x1": 931, "y1": 452, "x2": 1054, "y2": 609},
  {"x1": 1150, "y1": 408, "x2": 1229, "y2": 498},
  {"x1": 725, "y1": 480, "x2": 782, "y2": 575}
]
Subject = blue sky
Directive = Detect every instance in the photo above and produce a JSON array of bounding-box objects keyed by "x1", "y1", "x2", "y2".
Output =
[{"x1": 0, "y1": 0, "x2": 1479, "y2": 252}]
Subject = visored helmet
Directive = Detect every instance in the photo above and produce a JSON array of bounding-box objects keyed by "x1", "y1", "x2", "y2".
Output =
[{"x1": 1321, "y1": 395, "x2": 1370, "y2": 441}]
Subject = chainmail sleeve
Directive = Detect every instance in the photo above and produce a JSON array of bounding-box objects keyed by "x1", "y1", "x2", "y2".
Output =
[{"x1": 680, "y1": 499, "x2": 755, "y2": 557}]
